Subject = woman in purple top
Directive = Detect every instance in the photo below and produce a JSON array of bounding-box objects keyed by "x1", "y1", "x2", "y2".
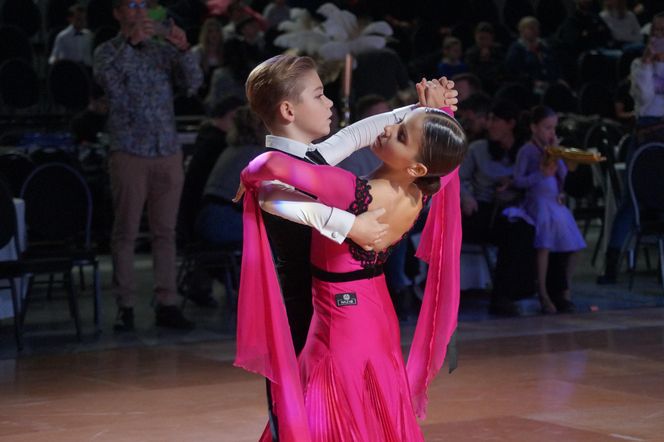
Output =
[{"x1": 504, "y1": 106, "x2": 586, "y2": 314}]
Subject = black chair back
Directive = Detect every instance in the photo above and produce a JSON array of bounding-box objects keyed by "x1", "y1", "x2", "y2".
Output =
[
  {"x1": 628, "y1": 142, "x2": 664, "y2": 227},
  {"x1": 0, "y1": 25, "x2": 32, "y2": 64},
  {"x1": 0, "y1": 179, "x2": 18, "y2": 251},
  {"x1": 0, "y1": 151, "x2": 35, "y2": 197},
  {"x1": 535, "y1": 0, "x2": 567, "y2": 36},
  {"x1": 1, "y1": 0, "x2": 41, "y2": 38},
  {"x1": 494, "y1": 82, "x2": 536, "y2": 110},
  {"x1": 29, "y1": 147, "x2": 79, "y2": 168},
  {"x1": 542, "y1": 83, "x2": 578, "y2": 113},
  {"x1": 20, "y1": 163, "x2": 92, "y2": 247},
  {"x1": 578, "y1": 82, "x2": 614, "y2": 118},
  {"x1": 577, "y1": 51, "x2": 616, "y2": 88},
  {"x1": 48, "y1": 60, "x2": 91, "y2": 111},
  {"x1": 0, "y1": 58, "x2": 39, "y2": 110}
]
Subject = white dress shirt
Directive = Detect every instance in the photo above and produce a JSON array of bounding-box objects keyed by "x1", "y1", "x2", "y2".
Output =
[
  {"x1": 259, "y1": 104, "x2": 417, "y2": 244},
  {"x1": 49, "y1": 25, "x2": 93, "y2": 66}
]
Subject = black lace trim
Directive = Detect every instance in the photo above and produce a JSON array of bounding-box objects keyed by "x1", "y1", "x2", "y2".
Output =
[
  {"x1": 346, "y1": 177, "x2": 397, "y2": 268},
  {"x1": 346, "y1": 178, "x2": 430, "y2": 269}
]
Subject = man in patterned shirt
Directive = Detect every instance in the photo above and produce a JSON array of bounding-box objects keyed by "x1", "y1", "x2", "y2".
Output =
[{"x1": 94, "y1": 0, "x2": 203, "y2": 331}]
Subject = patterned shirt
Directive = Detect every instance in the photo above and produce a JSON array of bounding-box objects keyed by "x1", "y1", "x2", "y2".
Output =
[{"x1": 93, "y1": 35, "x2": 203, "y2": 157}]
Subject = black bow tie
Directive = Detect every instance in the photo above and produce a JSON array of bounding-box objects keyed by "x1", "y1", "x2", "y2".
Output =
[
  {"x1": 305, "y1": 149, "x2": 328, "y2": 165},
  {"x1": 74, "y1": 31, "x2": 84, "y2": 36}
]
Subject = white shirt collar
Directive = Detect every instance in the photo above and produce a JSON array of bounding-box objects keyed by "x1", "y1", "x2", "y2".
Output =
[{"x1": 265, "y1": 135, "x2": 314, "y2": 158}]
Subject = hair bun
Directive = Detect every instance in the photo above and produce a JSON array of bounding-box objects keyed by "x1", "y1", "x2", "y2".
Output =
[{"x1": 414, "y1": 176, "x2": 441, "y2": 196}]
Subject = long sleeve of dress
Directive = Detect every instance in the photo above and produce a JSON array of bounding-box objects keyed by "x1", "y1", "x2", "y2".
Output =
[
  {"x1": 259, "y1": 182, "x2": 355, "y2": 244},
  {"x1": 243, "y1": 151, "x2": 357, "y2": 207},
  {"x1": 315, "y1": 104, "x2": 418, "y2": 166}
]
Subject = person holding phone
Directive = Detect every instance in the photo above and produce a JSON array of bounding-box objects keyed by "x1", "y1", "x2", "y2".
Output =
[{"x1": 93, "y1": 0, "x2": 203, "y2": 331}]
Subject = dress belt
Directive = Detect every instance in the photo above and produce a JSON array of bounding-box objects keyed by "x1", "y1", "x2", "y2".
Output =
[{"x1": 311, "y1": 264, "x2": 384, "y2": 282}]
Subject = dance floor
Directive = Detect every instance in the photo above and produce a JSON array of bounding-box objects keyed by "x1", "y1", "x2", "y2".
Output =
[{"x1": 1, "y1": 307, "x2": 663, "y2": 441}]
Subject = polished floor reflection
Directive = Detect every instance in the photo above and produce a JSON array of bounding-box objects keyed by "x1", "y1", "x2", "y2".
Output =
[{"x1": 1, "y1": 307, "x2": 663, "y2": 441}]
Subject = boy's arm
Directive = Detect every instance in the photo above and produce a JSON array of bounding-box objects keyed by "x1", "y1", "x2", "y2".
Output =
[
  {"x1": 315, "y1": 104, "x2": 417, "y2": 166},
  {"x1": 258, "y1": 182, "x2": 386, "y2": 247},
  {"x1": 316, "y1": 78, "x2": 458, "y2": 166},
  {"x1": 241, "y1": 152, "x2": 387, "y2": 248}
]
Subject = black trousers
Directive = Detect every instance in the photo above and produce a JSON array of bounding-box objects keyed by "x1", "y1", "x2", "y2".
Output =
[{"x1": 491, "y1": 218, "x2": 570, "y2": 304}]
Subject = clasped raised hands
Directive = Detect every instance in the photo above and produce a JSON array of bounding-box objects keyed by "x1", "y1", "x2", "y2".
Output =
[{"x1": 415, "y1": 77, "x2": 459, "y2": 111}]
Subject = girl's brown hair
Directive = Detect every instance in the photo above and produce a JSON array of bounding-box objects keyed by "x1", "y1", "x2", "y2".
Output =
[{"x1": 414, "y1": 109, "x2": 468, "y2": 195}]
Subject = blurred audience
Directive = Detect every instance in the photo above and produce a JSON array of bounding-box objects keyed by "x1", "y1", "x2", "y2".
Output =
[
  {"x1": 600, "y1": 0, "x2": 644, "y2": 46},
  {"x1": 598, "y1": 12, "x2": 664, "y2": 284},
  {"x1": 460, "y1": 100, "x2": 522, "y2": 244},
  {"x1": 506, "y1": 17, "x2": 562, "y2": 93},
  {"x1": 457, "y1": 92, "x2": 492, "y2": 142},
  {"x1": 49, "y1": 4, "x2": 93, "y2": 66},
  {"x1": 437, "y1": 36, "x2": 469, "y2": 79},
  {"x1": 352, "y1": 47, "x2": 413, "y2": 102},
  {"x1": 452, "y1": 73, "x2": 483, "y2": 103},
  {"x1": 178, "y1": 96, "x2": 243, "y2": 248},
  {"x1": 337, "y1": 94, "x2": 389, "y2": 177},
  {"x1": 504, "y1": 106, "x2": 585, "y2": 314},
  {"x1": 192, "y1": 18, "x2": 225, "y2": 94},
  {"x1": 263, "y1": 0, "x2": 291, "y2": 30},
  {"x1": 195, "y1": 106, "x2": 266, "y2": 247},
  {"x1": 93, "y1": 0, "x2": 202, "y2": 332},
  {"x1": 465, "y1": 22, "x2": 507, "y2": 93}
]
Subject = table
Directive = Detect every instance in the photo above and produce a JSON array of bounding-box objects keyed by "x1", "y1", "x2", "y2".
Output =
[{"x1": 0, "y1": 199, "x2": 26, "y2": 320}]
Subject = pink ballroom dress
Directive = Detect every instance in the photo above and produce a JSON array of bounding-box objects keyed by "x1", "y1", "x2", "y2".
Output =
[{"x1": 236, "y1": 151, "x2": 462, "y2": 442}]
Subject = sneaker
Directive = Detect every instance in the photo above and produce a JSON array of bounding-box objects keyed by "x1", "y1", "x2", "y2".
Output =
[
  {"x1": 113, "y1": 307, "x2": 135, "y2": 332},
  {"x1": 155, "y1": 305, "x2": 195, "y2": 330}
]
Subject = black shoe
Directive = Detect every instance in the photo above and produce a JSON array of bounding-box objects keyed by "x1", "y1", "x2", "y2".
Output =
[
  {"x1": 186, "y1": 290, "x2": 219, "y2": 309},
  {"x1": 596, "y1": 273, "x2": 617, "y2": 284},
  {"x1": 155, "y1": 305, "x2": 195, "y2": 330},
  {"x1": 555, "y1": 299, "x2": 577, "y2": 314},
  {"x1": 113, "y1": 307, "x2": 135, "y2": 332},
  {"x1": 488, "y1": 299, "x2": 521, "y2": 317}
]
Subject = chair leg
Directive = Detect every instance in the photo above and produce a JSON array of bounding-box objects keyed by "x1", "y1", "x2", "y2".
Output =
[
  {"x1": 659, "y1": 238, "x2": 664, "y2": 291},
  {"x1": 644, "y1": 247, "x2": 652, "y2": 271},
  {"x1": 65, "y1": 272, "x2": 82, "y2": 341},
  {"x1": 78, "y1": 264, "x2": 86, "y2": 291},
  {"x1": 629, "y1": 235, "x2": 642, "y2": 291},
  {"x1": 177, "y1": 256, "x2": 193, "y2": 310},
  {"x1": 19, "y1": 275, "x2": 34, "y2": 328},
  {"x1": 93, "y1": 261, "x2": 101, "y2": 334},
  {"x1": 10, "y1": 278, "x2": 23, "y2": 351},
  {"x1": 46, "y1": 273, "x2": 54, "y2": 300},
  {"x1": 583, "y1": 218, "x2": 591, "y2": 237},
  {"x1": 591, "y1": 224, "x2": 605, "y2": 266},
  {"x1": 481, "y1": 244, "x2": 495, "y2": 283}
]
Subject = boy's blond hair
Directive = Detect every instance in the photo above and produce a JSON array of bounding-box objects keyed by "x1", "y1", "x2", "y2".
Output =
[{"x1": 245, "y1": 54, "x2": 317, "y2": 128}]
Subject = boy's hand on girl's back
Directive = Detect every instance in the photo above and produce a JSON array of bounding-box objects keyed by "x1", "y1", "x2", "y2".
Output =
[{"x1": 348, "y1": 208, "x2": 388, "y2": 252}]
